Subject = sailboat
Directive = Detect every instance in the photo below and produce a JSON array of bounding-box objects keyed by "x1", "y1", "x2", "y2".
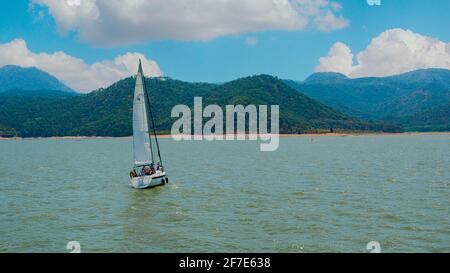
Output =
[{"x1": 129, "y1": 60, "x2": 168, "y2": 189}]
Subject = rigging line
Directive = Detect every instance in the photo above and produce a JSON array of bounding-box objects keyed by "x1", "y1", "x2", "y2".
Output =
[
  {"x1": 143, "y1": 89, "x2": 155, "y2": 163},
  {"x1": 142, "y1": 72, "x2": 164, "y2": 167}
]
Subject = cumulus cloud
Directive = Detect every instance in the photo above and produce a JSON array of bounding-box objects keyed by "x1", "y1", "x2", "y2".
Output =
[
  {"x1": 314, "y1": 11, "x2": 348, "y2": 32},
  {"x1": 315, "y1": 28, "x2": 450, "y2": 78},
  {"x1": 295, "y1": 0, "x2": 348, "y2": 32},
  {"x1": 0, "y1": 39, "x2": 162, "y2": 92},
  {"x1": 316, "y1": 41, "x2": 353, "y2": 75},
  {"x1": 32, "y1": 0, "x2": 349, "y2": 46}
]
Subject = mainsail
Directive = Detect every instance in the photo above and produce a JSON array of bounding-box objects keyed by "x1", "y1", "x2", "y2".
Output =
[{"x1": 133, "y1": 61, "x2": 153, "y2": 165}]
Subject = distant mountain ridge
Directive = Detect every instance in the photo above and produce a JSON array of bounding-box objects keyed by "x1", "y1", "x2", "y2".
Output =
[
  {"x1": 0, "y1": 65, "x2": 75, "y2": 93},
  {"x1": 285, "y1": 68, "x2": 450, "y2": 121}
]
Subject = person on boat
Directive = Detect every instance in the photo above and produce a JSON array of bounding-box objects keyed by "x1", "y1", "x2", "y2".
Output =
[
  {"x1": 143, "y1": 165, "x2": 152, "y2": 175},
  {"x1": 130, "y1": 169, "x2": 138, "y2": 178},
  {"x1": 156, "y1": 162, "x2": 160, "y2": 170}
]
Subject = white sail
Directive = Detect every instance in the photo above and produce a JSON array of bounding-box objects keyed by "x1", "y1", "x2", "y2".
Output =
[{"x1": 133, "y1": 61, "x2": 153, "y2": 165}]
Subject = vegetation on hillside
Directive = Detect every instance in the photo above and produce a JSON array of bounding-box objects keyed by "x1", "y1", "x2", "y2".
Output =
[
  {"x1": 396, "y1": 103, "x2": 450, "y2": 132},
  {"x1": 286, "y1": 68, "x2": 450, "y2": 122},
  {"x1": 0, "y1": 75, "x2": 398, "y2": 137}
]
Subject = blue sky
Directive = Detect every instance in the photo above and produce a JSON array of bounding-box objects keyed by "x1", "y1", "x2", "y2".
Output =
[{"x1": 0, "y1": 0, "x2": 449, "y2": 92}]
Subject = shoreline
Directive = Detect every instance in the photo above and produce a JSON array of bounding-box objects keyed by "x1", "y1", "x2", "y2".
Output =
[{"x1": 1, "y1": 132, "x2": 450, "y2": 140}]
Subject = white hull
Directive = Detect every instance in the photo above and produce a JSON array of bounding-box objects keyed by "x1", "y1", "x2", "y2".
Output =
[{"x1": 130, "y1": 172, "x2": 168, "y2": 189}]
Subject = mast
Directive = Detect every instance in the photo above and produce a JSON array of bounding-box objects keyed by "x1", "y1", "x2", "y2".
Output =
[{"x1": 139, "y1": 60, "x2": 164, "y2": 167}]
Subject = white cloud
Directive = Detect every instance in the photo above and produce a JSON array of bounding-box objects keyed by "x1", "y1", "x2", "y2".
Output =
[
  {"x1": 245, "y1": 36, "x2": 258, "y2": 46},
  {"x1": 66, "y1": 0, "x2": 81, "y2": 6},
  {"x1": 32, "y1": 0, "x2": 349, "y2": 47},
  {"x1": 0, "y1": 39, "x2": 162, "y2": 92},
  {"x1": 316, "y1": 41, "x2": 353, "y2": 75},
  {"x1": 314, "y1": 11, "x2": 348, "y2": 32},
  {"x1": 295, "y1": 0, "x2": 348, "y2": 32},
  {"x1": 315, "y1": 28, "x2": 450, "y2": 78}
]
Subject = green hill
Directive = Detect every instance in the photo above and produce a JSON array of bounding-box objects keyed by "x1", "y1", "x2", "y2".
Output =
[
  {"x1": 397, "y1": 103, "x2": 450, "y2": 132},
  {"x1": 0, "y1": 75, "x2": 396, "y2": 137},
  {"x1": 285, "y1": 69, "x2": 450, "y2": 122}
]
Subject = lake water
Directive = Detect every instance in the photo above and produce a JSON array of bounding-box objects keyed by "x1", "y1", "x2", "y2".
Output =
[{"x1": 0, "y1": 135, "x2": 449, "y2": 253}]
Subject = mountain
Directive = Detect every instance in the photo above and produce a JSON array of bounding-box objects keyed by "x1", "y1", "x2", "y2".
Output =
[
  {"x1": 0, "y1": 65, "x2": 75, "y2": 93},
  {"x1": 383, "y1": 69, "x2": 450, "y2": 88},
  {"x1": 285, "y1": 69, "x2": 450, "y2": 122},
  {"x1": 201, "y1": 75, "x2": 395, "y2": 134},
  {"x1": 0, "y1": 75, "x2": 397, "y2": 137},
  {"x1": 304, "y1": 72, "x2": 348, "y2": 83},
  {"x1": 397, "y1": 103, "x2": 450, "y2": 132}
]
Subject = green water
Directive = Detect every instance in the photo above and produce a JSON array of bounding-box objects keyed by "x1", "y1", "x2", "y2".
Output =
[{"x1": 0, "y1": 135, "x2": 449, "y2": 252}]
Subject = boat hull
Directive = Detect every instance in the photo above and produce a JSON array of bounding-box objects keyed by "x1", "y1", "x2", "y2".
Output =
[{"x1": 130, "y1": 173, "x2": 168, "y2": 189}]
